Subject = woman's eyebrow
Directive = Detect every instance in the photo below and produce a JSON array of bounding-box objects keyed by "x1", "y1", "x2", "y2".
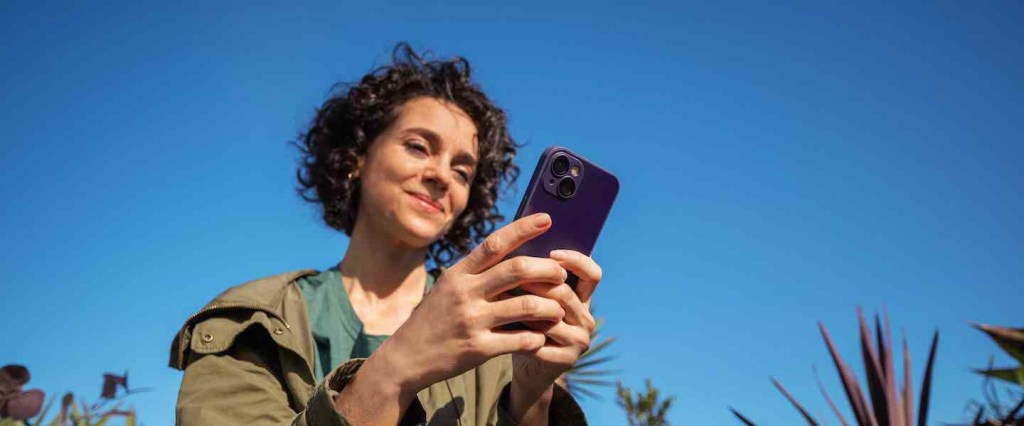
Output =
[
  {"x1": 404, "y1": 127, "x2": 478, "y2": 166},
  {"x1": 453, "y1": 150, "x2": 478, "y2": 168}
]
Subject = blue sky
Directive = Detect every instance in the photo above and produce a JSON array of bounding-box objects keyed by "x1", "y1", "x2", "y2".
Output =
[{"x1": 2, "y1": 1, "x2": 1022, "y2": 424}]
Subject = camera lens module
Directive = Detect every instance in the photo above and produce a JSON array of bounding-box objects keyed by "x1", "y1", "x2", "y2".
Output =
[
  {"x1": 557, "y1": 177, "x2": 576, "y2": 198},
  {"x1": 551, "y1": 155, "x2": 570, "y2": 177}
]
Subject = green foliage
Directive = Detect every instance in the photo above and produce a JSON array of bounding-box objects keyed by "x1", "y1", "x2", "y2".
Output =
[
  {"x1": 968, "y1": 324, "x2": 1024, "y2": 425},
  {"x1": 974, "y1": 324, "x2": 1024, "y2": 388},
  {"x1": 616, "y1": 379, "x2": 674, "y2": 426},
  {"x1": 731, "y1": 308, "x2": 940, "y2": 426}
]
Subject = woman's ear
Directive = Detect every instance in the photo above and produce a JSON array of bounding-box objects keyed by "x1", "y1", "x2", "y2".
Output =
[{"x1": 349, "y1": 155, "x2": 365, "y2": 180}]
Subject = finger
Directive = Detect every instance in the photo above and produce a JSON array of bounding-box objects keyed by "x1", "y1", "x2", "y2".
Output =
[
  {"x1": 531, "y1": 345, "x2": 587, "y2": 370},
  {"x1": 452, "y1": 213, "x2": 551, "y2": 275},
  {"x1": 549, "y1": 250, "x2": 602, "y2": 304},
  {"x1": 480, "y1": 256, "x2": 566, "y2": 298},
  {"x1": 487, "y1": 295, "x2": 565, "y2": 328},
  {"x1": 477, "y1": 330, "x2": 547, "y2": 356},
  {"x1": 517, "y1": 282, "x2": 592, "y2": 329},
  {"x1": 525, "y1": 320, "x2": 590, "y2": 351}
]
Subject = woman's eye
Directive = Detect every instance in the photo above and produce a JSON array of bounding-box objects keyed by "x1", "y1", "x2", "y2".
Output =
[
  {"x1": 455, "y1": 170, "x2": 471, "y2": 182},
  {"x1": 405, "y1": 141, "x2": 429, "y2": 156}
]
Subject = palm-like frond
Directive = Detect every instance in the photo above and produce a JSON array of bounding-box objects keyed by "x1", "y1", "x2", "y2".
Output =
[
  {"x1": 560, "y1": 318, "x2": 618, "y2": 400},
  {"x1": 617, "y1": 379, "x2": 674, "y2": 426}
]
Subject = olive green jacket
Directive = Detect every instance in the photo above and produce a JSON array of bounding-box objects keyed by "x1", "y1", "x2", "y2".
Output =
[{"x1": 169, "y1": 269, "x2": 587, "y2": 425}]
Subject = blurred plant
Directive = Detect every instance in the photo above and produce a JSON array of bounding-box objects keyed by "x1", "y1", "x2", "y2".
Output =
[
  {"x1": 731, "y1": 308, "x2": 939, "y2": 426},
  {"x1": 1, "y1": 365, "x2": 45, "y2": 422},
  {"x1": 616, "y1": 379, "x2": 674, "y2": 426},
  {"x1": 974, "y1": 324, "x2": 1024, "y2": 388},
  {"x1": 2, "y1": 367, "x2": 143, "y2": 426},
  {"x1": 961, "y1": 324, "x2": 1024, "y2": 425},
  {"x1": 558, "y1": 318, "x2": 617, "y2": 400}
]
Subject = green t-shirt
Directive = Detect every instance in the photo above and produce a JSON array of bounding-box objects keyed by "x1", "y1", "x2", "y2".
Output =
[{"x1": 297, "y1": 266, "x2": 436, "y2": 381}]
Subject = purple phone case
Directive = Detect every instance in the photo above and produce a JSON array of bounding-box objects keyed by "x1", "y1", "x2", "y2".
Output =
[{"x1": 506, "y1": 146, "x2": 620, "y2": 275}]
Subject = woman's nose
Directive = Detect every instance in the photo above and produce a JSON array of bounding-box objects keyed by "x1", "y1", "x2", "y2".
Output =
[{"x1": 423, "y1": 161, "x2": 451, "y2": 191}]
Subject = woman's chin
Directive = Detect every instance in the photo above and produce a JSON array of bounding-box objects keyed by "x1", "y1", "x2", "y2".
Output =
[{"x1": 395, "y1": 216, "x2": 447, "y2": 247}]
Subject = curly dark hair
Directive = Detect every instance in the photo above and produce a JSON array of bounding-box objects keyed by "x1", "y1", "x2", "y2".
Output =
[{"x1": 294, "y1": 43, "x2": 520, "y2": 266}]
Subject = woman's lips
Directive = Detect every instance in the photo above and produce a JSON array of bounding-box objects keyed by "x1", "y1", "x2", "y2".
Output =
[{"x1": 409, "y1": 193, "x2": 444, "y2": 214}]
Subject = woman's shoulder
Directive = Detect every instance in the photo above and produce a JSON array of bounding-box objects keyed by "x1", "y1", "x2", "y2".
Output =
[
  {"x1": 205, "y1": 269, "x2": 320, "y2": 308},
  {"x1": 169, "y1": 268, "x2": 319, "y2": 370}
]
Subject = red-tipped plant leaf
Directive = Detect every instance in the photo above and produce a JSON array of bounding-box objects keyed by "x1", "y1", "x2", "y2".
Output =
[
  {"x1": 901, "y1": 334, "x2": 914, "y2": 426},
  {"x1": 820, "y1": 321, "x2": 876, "y2": 426},
  {"x1": 916, "y1": 330, "x2": 938, "y2": 426},
  {"x1": 878, "y1": 311, "x2": 901, "y2": 426},
  {"x1": 730, "y1": 407, "x2": 758, "y2": 426},
  {"x1": 813, "y1": 365, "x2": 850, "y2": 426},
  {"x1": 875, "y1": 314, "x2": 888, "y2": 379},
  {"x1": 857, "y1": 309, "x2": 887, "y2": 426},
  {"x1": 771, "y1": 377, "x2": 820, "y2": 425}
]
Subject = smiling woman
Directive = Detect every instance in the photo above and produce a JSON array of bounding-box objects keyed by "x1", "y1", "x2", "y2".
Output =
[{"x1": 169, "y1": 43, "x2": 600, "y2": 425}]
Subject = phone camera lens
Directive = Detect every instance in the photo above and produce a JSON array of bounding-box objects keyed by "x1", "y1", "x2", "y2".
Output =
[
  {"x1": 557, "y1": 177, "x2": 576, "y2": 198},
  {"x1": 551, "y1": 155, "x2": 570, "y2": 177}
]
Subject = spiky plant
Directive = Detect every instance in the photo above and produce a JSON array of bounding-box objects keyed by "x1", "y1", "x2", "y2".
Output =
[
  {"x1": 616, "y1": 379, "x2": 674, "y2": 426},
  {"x1": 558, "y1": 318, "x2": 617, "y2": 400},
  {"x1": 8, "y1": 370, "x2": 141, "y2": 426},
  {"x1": 731, "y1": 308, "x2": 939, "y2": 426},
  {"x1": 966, "y1": 324, "x2": 1024, "y2": 425},
  {"x1": 974, "y1": 325, "x2": 1024, "y2": 388}
]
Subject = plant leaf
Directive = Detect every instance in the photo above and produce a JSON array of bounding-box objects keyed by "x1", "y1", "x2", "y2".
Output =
[
  {"x1": 901, "y1": 333, "x2": 914, "y2": 426},
  {"x1": 771, "y1": 377, "x2": 820, "y2": 426},
  {"x1": 5, "y1": 389, "x2": 45, "y2": 420},
  {"x1": 1001, "y1": 397, "x2": 1024, "y2": 425},
  {"x1": 571, "y1": 356, "x2": 614, "y2": 372},
  {"x1": 916, "y1": 330, "x2": 938, "y2": 426},
  {"x1": 857, "y1": 309, "x2": 886, "y2": 426},
  {"x1": 0, "y1": 365, "x2": 30, "y2": 394},
  {"x1": 820, "y1": 321, "x2": 875, "y2": 426},
  {"x1": 730, "y1": 408, "x2": 757, "y2": 426},
  {"x1": 813, "y1": 364, "x2": 849, "y2": 426},
  {"x1": 974, "y1": 324, "x2": 1024, "y2": 364},
  {"x1": 973, "y1": 367, "x2": 1024, "y2": 386},
  {"x1": 28, "y1": 394, "x2": 55, "y2": 426}
]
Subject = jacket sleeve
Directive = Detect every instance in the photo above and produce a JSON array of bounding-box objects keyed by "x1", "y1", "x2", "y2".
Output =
[
  {"x1": 176, "y1": 328, "x2": 355, "y2": 426},
  {"x1": 495, "y1": 382, "x2": 589, "y2": 426}
]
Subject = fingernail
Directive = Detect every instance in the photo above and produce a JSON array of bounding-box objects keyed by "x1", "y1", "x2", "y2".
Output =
[
  {"x1": 549, "y1": 250, "x2": 566, "y2": 259},
  {"x1": 533, "y1": 213, "x2": 551, "y2": 228}
]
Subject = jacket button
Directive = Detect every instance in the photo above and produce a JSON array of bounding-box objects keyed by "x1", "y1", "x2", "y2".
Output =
[
  {"x1": 273, "y1": 328, "x2": 284, "y2": 335},
  {"x1": 201, "y1": 333, "x2": 213, "y2": 342}
]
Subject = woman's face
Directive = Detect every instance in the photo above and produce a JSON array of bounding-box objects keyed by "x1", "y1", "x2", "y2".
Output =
[{"x1": 355, "y1": 96, "x2": 479, "y2": 249}]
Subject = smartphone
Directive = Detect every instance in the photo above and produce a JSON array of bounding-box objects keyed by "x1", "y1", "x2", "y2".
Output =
[{"x1": 502, "y1": 146, "x2": 618, "y2": 328}]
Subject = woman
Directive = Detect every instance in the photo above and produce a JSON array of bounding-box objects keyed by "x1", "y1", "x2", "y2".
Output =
[{"x1": 170, "y1": 44, "x2": 601, "y2": 425}]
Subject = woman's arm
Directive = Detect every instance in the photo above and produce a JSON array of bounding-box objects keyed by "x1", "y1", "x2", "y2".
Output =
[{"x1": 177, "y1": 328, "x2": 352, "y2": 426}]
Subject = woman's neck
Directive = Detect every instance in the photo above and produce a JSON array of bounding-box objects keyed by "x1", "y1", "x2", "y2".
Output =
[{"x1": 339, "y1": 219, "x2": 428, "y2": 303}]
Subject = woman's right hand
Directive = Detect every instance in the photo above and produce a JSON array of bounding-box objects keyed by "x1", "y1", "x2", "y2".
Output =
[
  {"x1": 385, "y1": 212, "x2": 569, "y2": 390},
  {"x1": 334, "y1": 213, "x2": 568, "y2": 424}
]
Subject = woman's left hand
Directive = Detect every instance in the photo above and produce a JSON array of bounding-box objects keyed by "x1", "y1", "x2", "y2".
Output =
[{"x1": 507, "y1": 249, "x2": 602, "y2": 422}]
